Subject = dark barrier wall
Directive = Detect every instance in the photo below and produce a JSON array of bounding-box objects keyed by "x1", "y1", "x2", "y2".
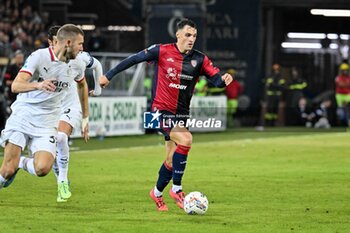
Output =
[
  {"x1": 147, "y1": 1, "x2": 260, "y2": 103},
  {"x1": 206, "y1": 0, "x2": 261, "y2": 103}
]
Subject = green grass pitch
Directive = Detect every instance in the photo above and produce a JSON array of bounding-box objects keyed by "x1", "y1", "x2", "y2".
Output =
[{"x1": 0, "y1": 129, "x2": 349, "y2": 233}]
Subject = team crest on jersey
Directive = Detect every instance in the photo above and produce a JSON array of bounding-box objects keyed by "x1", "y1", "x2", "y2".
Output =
[
  {"x1": 166, "y1": 67, "x2": 177, "y2": 80},
  {"x1": 191, "y1": 60, "x2": 197, "y2": 67}
]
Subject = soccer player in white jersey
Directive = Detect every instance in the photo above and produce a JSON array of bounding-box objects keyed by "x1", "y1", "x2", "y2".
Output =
[
  {"x1": 0, "y1": 24, "x2": 89, "y2": 190},
  {"x1": 47, "y1": 26, "x2": 103, "y2": 202}
]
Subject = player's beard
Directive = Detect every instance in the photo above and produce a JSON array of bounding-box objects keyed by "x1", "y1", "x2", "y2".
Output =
[{"x1": 65, "y1": 47, "x2": 77, "y2": 60}]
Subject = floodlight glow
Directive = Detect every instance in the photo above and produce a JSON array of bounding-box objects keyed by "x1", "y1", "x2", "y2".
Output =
[
  {"x1": 329, "y1": 43, "x2": 339, "y2": 49},
  {"x1": 281, "y1": 42, "x2": 322, "y2": 49},
  {"x1": 311, "y1": 9, "x2": 350, "y2": 17},
  {"x1": 107, "y1": 25, "x2": 142, "y2": 31},
  {"x1": 287, "y1": 32, "x2": 326, "y2": 39},
  {"x1": 78, "y1": 25, "x2": 96, "y2": 31},
  {"x1": 327, "y1": 34, "x2": 338, "y2": 39},
  {"x1": 340, "y1": 34, "x2": 350, "y2": 40}
]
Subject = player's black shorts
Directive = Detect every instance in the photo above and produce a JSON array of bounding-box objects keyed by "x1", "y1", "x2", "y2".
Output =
[{"x1": 158, "y1": 110, "x2": 189, "y2": 141}]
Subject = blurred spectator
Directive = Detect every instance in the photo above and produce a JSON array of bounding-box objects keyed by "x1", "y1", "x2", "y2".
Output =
[
  {"x1": 334, "y1": 63, "x2": 350, "y2": 126},
  {"x1": 194, "y1": 76, "x2": 208, "y2": 96},
  {"x1": 225, "y1": 69, "x2": 243, "y2": 127},
  {"x1": 297, "y1": 97, "x2": 332, "y2": 129},
  {"x1": 0, "y1": 0, "x2": 49, "y2": 57},
  {"x1": 285, "y1": 66, "x2": 307, "y2": 125},
  {"x1": 88, "y1": 28, "x2": 105, "y2": 51},
  {"x1": 263, "y1": 63, "x2": 286, "y2": 126},
  {"x1": 0, "y1": 30, "x2": 11, "y2": 56},
  {"x1": 288, "y1": 67, "x2": 307, "y2": 106},
  {"x1": 4, "y1": 49, "x2": 23, "y2": 105},
  {"x1": 314, "y1": 99, "x2": 332, "y2": 129},
  {"x1": 297, "y1": 97, "x2": 314, "y2": 128},
  {"x1": 0, "y1": 87, "x2": 6, "y2": 131}
]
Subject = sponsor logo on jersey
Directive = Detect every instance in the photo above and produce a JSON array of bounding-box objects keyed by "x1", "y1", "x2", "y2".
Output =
[
  {"x1": 169, "y1": 83, "x2": 187, "y2": 90},
  {"x1": 166, "y1": 57, "x2": 174, "y2": 62},
  {"x1": 52, "y1": 80, "x2": 69, "y2": 92},
  {"x1": 179, "y1": 74, "x2": 194, "y2": 80}
]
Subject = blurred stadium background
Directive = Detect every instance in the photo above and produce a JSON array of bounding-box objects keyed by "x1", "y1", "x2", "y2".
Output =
[
  {"x1": 1, "y1": 0, "x2": 350, "y2": 134},
  {"x1": 1, "y1": 1, "x2": 350, "y2": 232}
]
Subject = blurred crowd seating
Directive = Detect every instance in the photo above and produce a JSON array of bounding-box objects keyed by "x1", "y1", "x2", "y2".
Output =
[{"x1": 0, "y1": 0, "x2": 51, "y2": 63}]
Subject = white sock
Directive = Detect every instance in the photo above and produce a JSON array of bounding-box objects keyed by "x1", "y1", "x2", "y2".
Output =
[
  {"x1": 0, "y1": 174, "x2": 6, "y2": 189},
  {"x1": 52, "y1": 159, "x2": 59, "y2": 178},
  {"x1": 57, "y1": 132, "x2": 69, "y2": 183},
  {"x1": 172, "y1": 184, "x2": 182, "y2": 193},
  {"x1": 18, "y1": 156, "x2": 26, "y2": 169},
  {"x1": 21, "y1": 158, "x2": 37, "y2": 176},
  {"x1": 154, "y1": 186, "x2": 163, "y2": 197}
]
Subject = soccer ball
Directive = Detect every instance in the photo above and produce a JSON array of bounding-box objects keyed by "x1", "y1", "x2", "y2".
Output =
[{"x1": 183, "y1": 191, "x2": 209, "y2": 215}]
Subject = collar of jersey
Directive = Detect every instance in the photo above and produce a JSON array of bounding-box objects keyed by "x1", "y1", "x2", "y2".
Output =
[
  {"x1": 48, "y1": 46, "x2": 59, "y2": 62},
  {"x1": 174, "y1": 43, "x2": 192, "y2": 56}
]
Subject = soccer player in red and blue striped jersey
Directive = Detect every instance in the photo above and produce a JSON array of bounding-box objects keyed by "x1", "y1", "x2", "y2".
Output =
[{"x1": 100, "y1": 18, "x2": 233, "y2": 211}]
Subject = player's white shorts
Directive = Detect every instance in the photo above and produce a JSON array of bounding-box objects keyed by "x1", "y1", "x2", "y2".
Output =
[
  {"x1": 0, "y1": 114, "x2": 57, "y2": 157},
  {"x1": 59, "y1": 107, "x2": 82, "y2": 134}
]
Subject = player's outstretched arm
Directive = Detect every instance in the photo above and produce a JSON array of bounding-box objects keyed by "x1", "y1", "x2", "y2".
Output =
[
  {"x1": 89, "y1": 57, "x2": 103, "y2": 96},
  {"x1": 101, "y1": 45, "x2": 159, "y2": 88},
  {"x1": 12, "y1": 72, "x2": 56, "y2": 93},
  {"x1": 77, "y1": 78, "x2": 89, "y2": 142}
]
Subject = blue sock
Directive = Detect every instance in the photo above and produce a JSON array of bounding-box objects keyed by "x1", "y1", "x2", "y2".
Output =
[
  {"x1": 172, "y1": 145, "x2": 191, "y2": 186},
  {"x1": 156, "y1": 161, "x2": 172, "y2": 192}
]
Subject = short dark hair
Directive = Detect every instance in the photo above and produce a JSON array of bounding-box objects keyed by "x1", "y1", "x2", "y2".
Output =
[
  {"x1": 57, "y1": 24, "x2": 84, "y2": 41},
  {"x1": 14, "y1": 50, "x2": 23, "y2": 56},
  {"x1": 48, "y1": 25, "x2": 61, "y2": 40},
  {"x1": 176, "y1": 18, "x2": 197, "y2": 31}
]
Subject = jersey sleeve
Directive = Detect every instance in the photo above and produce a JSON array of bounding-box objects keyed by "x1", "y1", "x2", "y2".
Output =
[
  {"x1": 88, "y1": 57, "x2": 103, "y2": 96},
  {"x1": 200, "y1": 55, "x2": 225, "y2": 87},
  {"x1": 200, "y1": 55, "x2": 220, "y2": 77},
  {"x1": 19, "y1": 51, "x2": 41, "y2": 76},
  {"x1": 72, "y1": 62, "x2": 86, "y2": 83},
  {"x1": 105, "y1": 44, "x2": 160, "y2": 80},
  {"x1": 144, "y1": 44, "x2": 160, "y2": 61},
  {"x1": 78, "y1": 51, "x2": 94, "y2": 68}
]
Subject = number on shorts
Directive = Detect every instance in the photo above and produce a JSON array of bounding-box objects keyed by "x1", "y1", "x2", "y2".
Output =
[{"x1": 49, "y1": 136, "x2": 56, "y2": 143}]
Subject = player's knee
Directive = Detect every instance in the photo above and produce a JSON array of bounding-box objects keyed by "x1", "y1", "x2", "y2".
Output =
[
  {"x1": 35, "y1": 166, "x2": 51, "y2": 177},
  {"x1": 35, "y1": 163, "x2": 51, "y2": 177},
  {"x1": 2, "y1": 166, "x2": 17, "y2": 179},
  {"x1": 180, "y1": 132, "x2": 192, "y2": 146}
]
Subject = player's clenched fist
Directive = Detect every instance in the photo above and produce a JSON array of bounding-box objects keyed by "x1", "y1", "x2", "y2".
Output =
[
  {"x1": 221, "y1": 73, "x2": 233, "y2": 86},
  {"x1": 99, "y1": 75, "x2": 110, "y2": 88},
  {"x1": 37, "y1": 79, "x2": 56, "y2": 92}
]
